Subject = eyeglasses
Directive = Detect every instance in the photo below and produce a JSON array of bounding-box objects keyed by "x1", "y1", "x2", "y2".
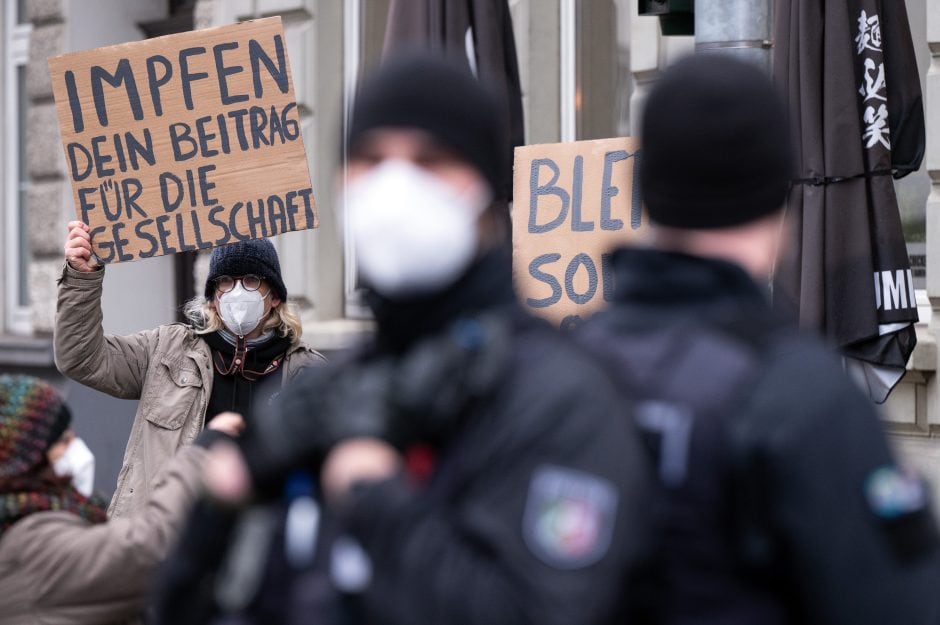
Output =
[{"x1": 215, "y1": 274, "x2": 263, "y2": 293}]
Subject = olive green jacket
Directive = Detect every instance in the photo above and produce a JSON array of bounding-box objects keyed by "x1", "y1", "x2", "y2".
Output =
[{"x1": 54, "y1": 263, "x2": 325, "y2": 517}]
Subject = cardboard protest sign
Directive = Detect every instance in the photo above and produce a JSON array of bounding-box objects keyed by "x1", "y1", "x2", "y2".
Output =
[
  {"x1": 512, "y1": 137, "x2": 645, "y2": 328},
  {"x1": 49, "y1": 16, "x2": 315, "y2": 264}
]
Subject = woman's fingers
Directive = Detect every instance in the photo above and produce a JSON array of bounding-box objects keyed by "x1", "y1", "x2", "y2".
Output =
[{"x1": 64, "y1": 222, "x2": 96, "y2": 272}]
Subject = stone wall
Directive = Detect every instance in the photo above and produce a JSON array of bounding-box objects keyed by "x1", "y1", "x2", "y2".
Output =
[
  {"x1": 903, "y1": 0, "x2": 940, "y2": 497},
  {"x1": 24, "y1": 0, "x2": 69, "y2": 334}
]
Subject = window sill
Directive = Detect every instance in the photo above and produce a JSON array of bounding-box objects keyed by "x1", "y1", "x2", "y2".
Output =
[
  {"x1": 0, "y1": 335, "x2": 54, "y2": 367},
  {"x1": 301, "y1": 317, "x2": 375, "y2": 354},
  {"x1": 909, "y1": 291, "x2": 935, "y2": 372}
]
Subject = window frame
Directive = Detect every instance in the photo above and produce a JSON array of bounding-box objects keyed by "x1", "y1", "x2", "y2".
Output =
[
  {"x1": 342, "y1": 0, "x2": 366, "y2": 317},
  {"x1": 342, "y1": 0, "x2": 390, "y2": 319},
  {"x1": 4, "y1": 1, "x2": 32, "y2": 336},
  {"x1": 559, "y1": 0, "x2": 577, "y2": 142}
]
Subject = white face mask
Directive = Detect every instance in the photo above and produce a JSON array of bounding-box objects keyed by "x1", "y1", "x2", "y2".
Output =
[
  {"x1": 345, "y1": 160, "x2": 490, "y2": 298},
  {"x1": 218, "y1": 282, "x2": 268, "y2": 337},
  {"x1": 53, "y1": 437, "x2": 95, "y2": 497}
]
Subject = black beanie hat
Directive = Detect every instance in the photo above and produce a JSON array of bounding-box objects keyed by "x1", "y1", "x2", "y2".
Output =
[
  {"x1": 641, "y1": 54, "x2": 794, "y2": 229},
  {"x1": 347, "y1": 52, "x2": 507, "y2": 197},
  {"x1": 205, "y1": 238, "x2": 287, "y2": 301}
]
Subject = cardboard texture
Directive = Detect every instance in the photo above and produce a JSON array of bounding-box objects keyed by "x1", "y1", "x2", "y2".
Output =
[
  {"x1": 512, "y1": 137, "x2": 646, "y2": 328},
  {"x1": 49, "y1": 16, "x2": 316, "y2": 264}
]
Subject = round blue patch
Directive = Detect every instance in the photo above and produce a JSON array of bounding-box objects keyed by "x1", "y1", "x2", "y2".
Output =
[{"x1": 865, "y1": 466, "x2": 927, "y2": 520}]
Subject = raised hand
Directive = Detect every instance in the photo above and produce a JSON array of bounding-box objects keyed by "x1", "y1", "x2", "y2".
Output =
[{"x1": 64, "y1": 221, "x2": 96, "y2": 272}]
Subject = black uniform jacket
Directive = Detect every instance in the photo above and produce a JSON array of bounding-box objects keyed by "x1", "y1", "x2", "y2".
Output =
[
  {"x1": 240, "y1": 248, "x2": 654, "y2": 625},
  {"x1": 581, "y1": 247, "x2": 940, "y2": 625}
]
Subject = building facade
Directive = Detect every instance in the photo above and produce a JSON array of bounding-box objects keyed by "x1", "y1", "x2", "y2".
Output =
[{"x1": 1, "y1": 0, "x2": 939, "y2": 499}]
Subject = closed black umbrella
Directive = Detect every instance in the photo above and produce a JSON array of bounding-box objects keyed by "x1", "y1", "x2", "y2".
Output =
[
  {"x1": 773, "y1": 0, "x2": 925, "y2": 402},
  {"x1": 382, "y1": 0, "x2": 524, "y2": 203}
]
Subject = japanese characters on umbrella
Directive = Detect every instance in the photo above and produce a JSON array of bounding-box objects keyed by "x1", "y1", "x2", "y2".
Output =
[{"x1": 773, "y1": 0, "x2": 925, "y2": 402}]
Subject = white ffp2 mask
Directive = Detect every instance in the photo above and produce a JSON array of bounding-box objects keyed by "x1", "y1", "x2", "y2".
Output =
[
  {"x1": 53, "y1": 437, "x2": 96, "y2": 497},
  {"x1": 346, "y1": 160, "x2": 490, "y2": 298},
  {"x1": 218, "y1": 282, "x2": 268, "y2": 336}
]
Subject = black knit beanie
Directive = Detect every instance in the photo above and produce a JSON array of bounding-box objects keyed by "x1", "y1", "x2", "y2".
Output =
[
  {"x1": 205, "y1": 238, "x2": 287, "y2": 301},
  {"x1": 347, "y1": 51, "x2": 507, "y2": 198},
  {"x1": 0, "y1": 375, "x2": 70, "y2": 478},
  {"x1": 641, "y1": 54, "x2": 794, "y2": 229}
]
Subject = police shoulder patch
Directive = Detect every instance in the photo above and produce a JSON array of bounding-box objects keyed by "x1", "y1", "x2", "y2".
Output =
[
  {"x1": 864, "y1": 464, "x2": 928, "y2": 520},
  {"x1": 863, "y1": 464, "x2": 940, "y2": 561},
  {"x1": 522, "y1": 464, "x2": 618, "y2": 569}
]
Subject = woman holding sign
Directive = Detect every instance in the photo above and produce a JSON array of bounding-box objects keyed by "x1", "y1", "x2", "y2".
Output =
[{"x1": 55, "y1": 226, "x2": 324, "y2": 518}]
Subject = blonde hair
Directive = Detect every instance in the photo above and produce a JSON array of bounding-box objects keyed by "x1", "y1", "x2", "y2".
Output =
[{"x1": 183, "y1": 295, "x2": 303, "y2": 343}]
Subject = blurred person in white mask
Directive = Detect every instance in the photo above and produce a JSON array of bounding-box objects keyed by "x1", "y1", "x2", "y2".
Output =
[
  {"x1": 0, "y1": 374, "x2": 244, "y2": 624},
  {"x1": 159, "y1": 53, "x2": 654, "y2": 625}
]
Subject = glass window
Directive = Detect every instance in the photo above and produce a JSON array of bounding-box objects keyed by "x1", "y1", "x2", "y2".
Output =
[
  {"x1": 562, "y1": 0, "x2": 633, "y2": 142},
  {"x1": 575, "y1": 0, "x2": 624, "y2": 140},
  {"x1": 17, "y1": 64, "x2": 29, "y2": 306},
  {"x1": 344, "y1": 0, "x2": 390, "y2": 315},
  {"x1": 359, "y1": 0, "x2": 390, "y2": 76},
  {"x1": 5, "y1": 1, "x2": 33, "y2": 335},
  {"x1": 898, "y1": 170, "x2": 928, "y2": 291}
]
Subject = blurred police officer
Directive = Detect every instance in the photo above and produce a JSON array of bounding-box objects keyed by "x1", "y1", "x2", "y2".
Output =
[
  {"x1": 580, "y1": 54, "x2": 940, "y2": 625},
  {"x1": 160, "y1": 52, "x2": 652, "y2": 625}
]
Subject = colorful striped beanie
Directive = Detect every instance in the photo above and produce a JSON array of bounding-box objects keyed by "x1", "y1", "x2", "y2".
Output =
[{"x1": 0, "y1": 375, "x2": 71, "y2": 479}]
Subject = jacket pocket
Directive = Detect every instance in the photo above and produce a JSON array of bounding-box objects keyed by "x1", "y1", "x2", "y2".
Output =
[{"x1": 143, "y1": 356, "x2": 203, "y2": 430}]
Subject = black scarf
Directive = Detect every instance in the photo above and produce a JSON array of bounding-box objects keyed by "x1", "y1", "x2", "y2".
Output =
[
  {"x1": 366, "y1": 244, "x2": 517, "y2": 354},
  {"x1": 203, "y1": 331, "x2": 293, "y2": 424}
]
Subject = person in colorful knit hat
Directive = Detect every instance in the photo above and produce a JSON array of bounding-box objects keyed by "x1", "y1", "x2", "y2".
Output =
[{"x1": 0, "y1": 374, "x2": 243, "y2": 624}]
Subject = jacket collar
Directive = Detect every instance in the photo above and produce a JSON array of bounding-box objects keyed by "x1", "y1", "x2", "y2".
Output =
[
  {"x1": 610, "y1": 246, "x2": 771, "y2": 320},
  {"x1": 367, "y1": 243, "x2": 517, "y2": 353},
  {"x1": 178, "y1": 324, "x2": 308, "y2": 359}
]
